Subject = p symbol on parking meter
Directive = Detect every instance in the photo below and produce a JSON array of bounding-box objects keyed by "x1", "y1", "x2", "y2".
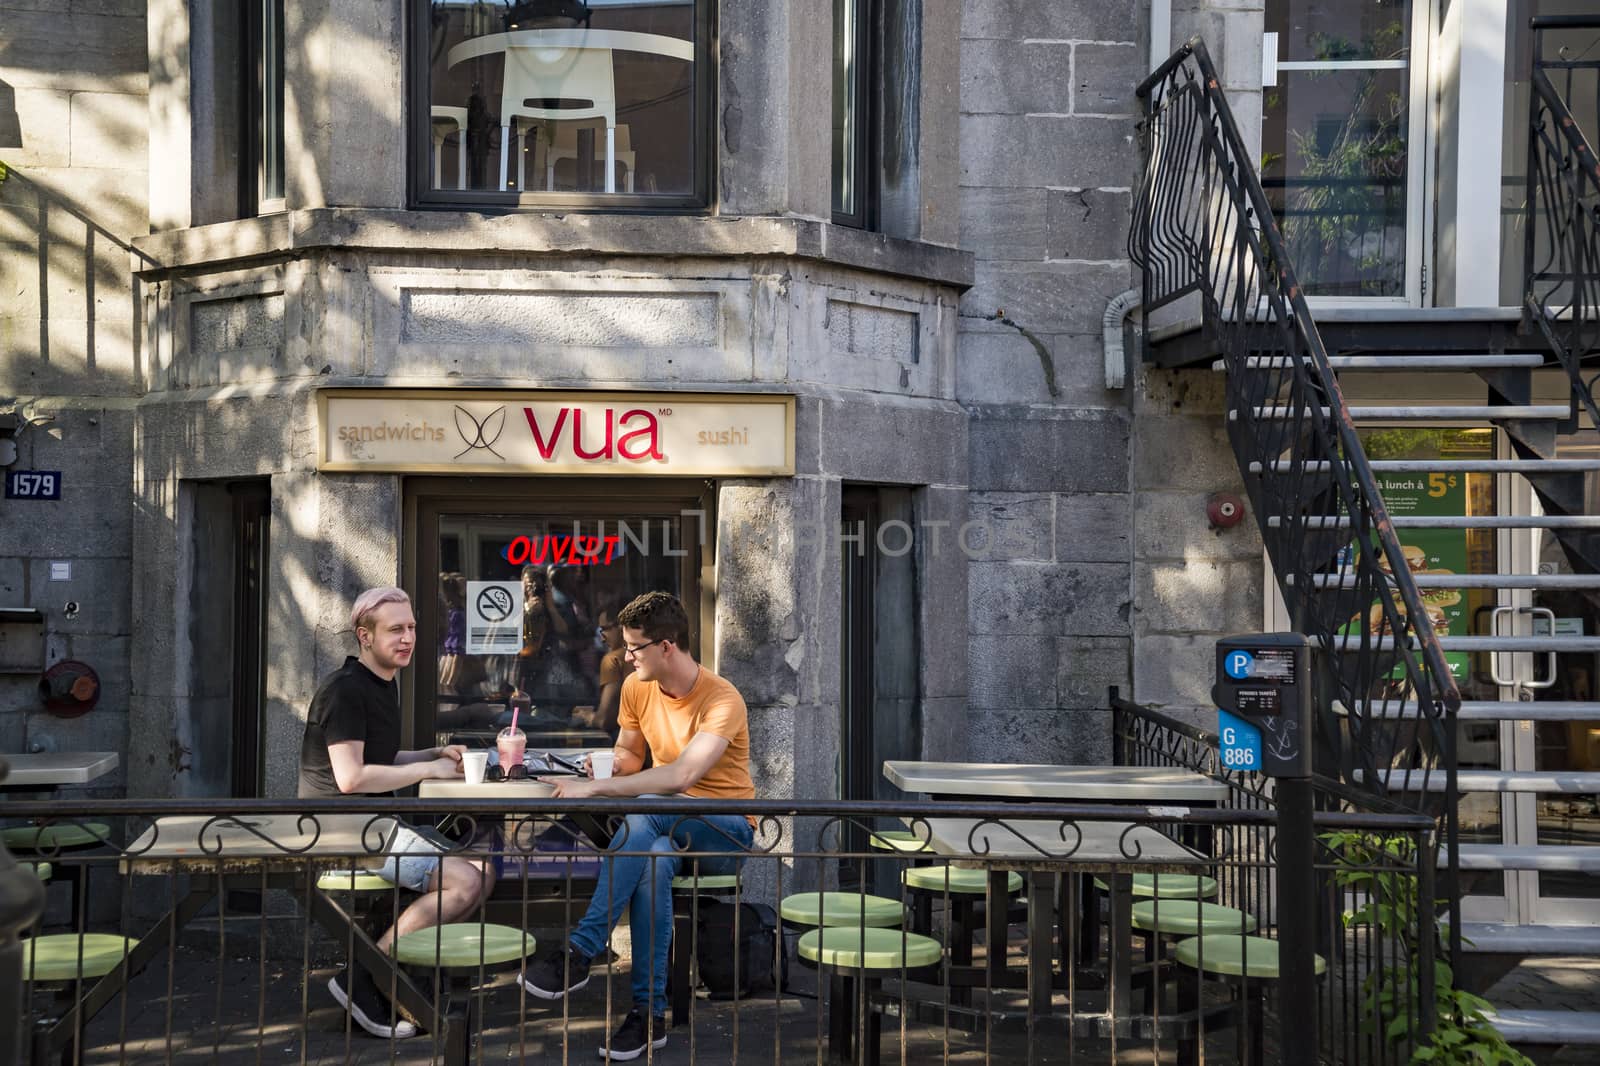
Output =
[{"x1": 1224, "y1": 650, "x2": 1254, "y2": 680}]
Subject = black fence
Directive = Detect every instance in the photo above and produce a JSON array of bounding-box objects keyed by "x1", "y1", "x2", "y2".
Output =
[{"x1": 1, "y1": 779, "x2": 1439, "y2": 1066}]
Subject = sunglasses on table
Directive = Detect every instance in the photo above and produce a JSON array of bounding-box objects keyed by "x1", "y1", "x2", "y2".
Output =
[{"x1": 485, "y1": 765, "x2": 529, "y2": 781}]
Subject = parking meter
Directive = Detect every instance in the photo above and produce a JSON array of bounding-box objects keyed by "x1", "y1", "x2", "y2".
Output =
[{"x1": 1212, "y1": 632, "x2": 1314, "y2": 779}]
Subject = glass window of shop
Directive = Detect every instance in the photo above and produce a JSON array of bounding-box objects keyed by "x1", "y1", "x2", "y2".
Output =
[
  {"x1": 409, "y1": 480, "x2": 708, "y2": 752},
  {"x1": 413, "y1": 0, "x2": 712, "y2": 209}
]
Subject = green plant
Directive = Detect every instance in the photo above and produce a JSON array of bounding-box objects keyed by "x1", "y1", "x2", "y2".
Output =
[{"x1": 1321, "y1": 831, "x2": 1533, "y2": 1066}]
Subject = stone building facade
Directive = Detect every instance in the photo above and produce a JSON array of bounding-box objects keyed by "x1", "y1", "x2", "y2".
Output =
[{"x1": 0, "y1": 0, "x2": 1264, "y2": 804}]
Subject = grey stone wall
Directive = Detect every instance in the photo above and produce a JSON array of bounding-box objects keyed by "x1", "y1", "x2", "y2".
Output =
[{"x1": 0, "y1": 0, "x2": 147, "y2": 793}]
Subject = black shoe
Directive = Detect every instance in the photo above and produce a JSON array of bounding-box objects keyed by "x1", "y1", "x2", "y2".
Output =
[
  {"x1": 327, "y1": 969, "x2": 418, "y2": 1040},
  {"x1": 520, "y1": 944, "x2": 593, "y2": 1000},
  {"x1": 598, "y1": 1008, "x2": 667, "y2": 1061}
]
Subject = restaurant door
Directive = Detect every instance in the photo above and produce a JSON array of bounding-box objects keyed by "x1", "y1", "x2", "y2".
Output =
[{"x1": 407, "y1": 478, "x2": 710, "y2": 753}]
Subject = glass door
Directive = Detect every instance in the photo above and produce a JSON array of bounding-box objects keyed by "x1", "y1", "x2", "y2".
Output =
[{"x1": 1262, "y1": 0, "x2": 1431, "y2": 303}]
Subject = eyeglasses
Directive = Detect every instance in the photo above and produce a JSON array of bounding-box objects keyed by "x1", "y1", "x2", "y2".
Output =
[
  {"x1": 623, "y1": 638, "x2": 666, "y2": 658},
  {"x1": 485, "y1": 764, "x2": 528, "y2": 781}
]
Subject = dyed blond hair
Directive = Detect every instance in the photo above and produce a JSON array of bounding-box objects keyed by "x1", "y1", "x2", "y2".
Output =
[{"x1": 351, "y1": 586, "x2": 411, "y2": 636}]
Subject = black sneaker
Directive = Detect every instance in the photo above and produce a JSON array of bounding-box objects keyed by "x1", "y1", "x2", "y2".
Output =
[
  {"x1": 520, "y1": 944, "x2": 593, "y2": 1000},
  {"x1": 327, "y1": 968, "x2": 418, "y2": 1040},
  {"x1": 598, "y1": 1008, "x2": 667, "y2": 1061}
]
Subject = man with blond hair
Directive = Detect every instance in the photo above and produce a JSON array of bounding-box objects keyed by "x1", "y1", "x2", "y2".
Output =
[{"x1": 298, "y1": 586, "x2": 495, "y2": 1039}]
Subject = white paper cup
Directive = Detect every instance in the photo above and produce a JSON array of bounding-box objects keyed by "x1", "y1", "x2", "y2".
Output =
[
  {"x1": 461, "y1": 751, "x2": 489, "y2": 785},
  {"x1": 590, "y1": 750, "x2": 615, "y2": 780}
]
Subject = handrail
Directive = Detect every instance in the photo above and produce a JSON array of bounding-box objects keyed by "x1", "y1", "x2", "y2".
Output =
[
  {"x1": 1524, "y1": 18, "x2": 1600, "y2": 428},
  {"x1": 1128, "y1": 36, "x2": 1462, "y2": 949}
]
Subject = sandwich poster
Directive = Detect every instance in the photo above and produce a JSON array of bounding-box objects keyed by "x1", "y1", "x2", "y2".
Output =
[{"x1": 1354, "y1": 472, "x2": 1470, "y2": 680}]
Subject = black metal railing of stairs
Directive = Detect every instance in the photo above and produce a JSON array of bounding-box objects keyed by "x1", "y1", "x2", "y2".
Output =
[
  {"x1": 1129, "y1": 39, "x2": 1462, "y2": 884},
  {"x1": 1526, "y1": 14, "x2": 1600, "y2": 430}
]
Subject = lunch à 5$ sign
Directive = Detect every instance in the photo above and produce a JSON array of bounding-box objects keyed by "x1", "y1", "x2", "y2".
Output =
[{"x1": 318, "y1": 390, "x2": 794, "y2": 476}]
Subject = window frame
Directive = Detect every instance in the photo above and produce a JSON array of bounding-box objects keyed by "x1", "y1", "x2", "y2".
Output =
[
  {"x1": 240, "y1": 0, "x2": 286, "y2": 216},
  {"x1": 831, "y1": 0, "x2": 877, "y2": 229},
  {"x1": 406, "y1": 0, "x2": 717, "y2": 213}
]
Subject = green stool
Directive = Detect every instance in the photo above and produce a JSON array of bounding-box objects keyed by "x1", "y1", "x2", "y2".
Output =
[
  {"x1": 317, "y1": 871, "x2": 393, "y2": 894},
  {"x1": 799, "y1": 926, "x2": 942, "y2": 1066},
  {"x1": 901, "y1": 868, "x2": 1021, "y2": 1005},
  {"x1": 669, "y1": 869, "x2": 742, "y2": 1026},
  {"x1": 780, "y1": 892, "x2": 903, "y2": 929},
  {"x1": 1094, "y1": 873, "x2": 1218, "y2": 899},
  {"x1": 22, "y1": 933, "x2": 141, "y2": 1066},
  {"x1": 317, "y1": 870, "x2": 402, "y2": 943},
  {"x1": 1130, "y1": 901, "x2": 1257, "y2": 1012},
  {"x1": 392, "y1": 923, "x2": 535, "y2": 1062},
  {"x1": 5, "y1": 822, "x2": 114, "y2": 925},
  {"x1": 867, "y1": 830, "x2": 931, "y2": 854},
  {"x1": 1174, "y1": 935, "x2": 1326, "y2": 1066}
]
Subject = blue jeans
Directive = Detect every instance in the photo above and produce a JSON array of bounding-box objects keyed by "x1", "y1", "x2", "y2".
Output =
[{"x1": 568, "y1": 802, "x2": 754, "y2": 1017}]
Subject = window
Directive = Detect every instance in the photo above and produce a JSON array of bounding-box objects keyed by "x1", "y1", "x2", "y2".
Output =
[
  {"x1": 243, "y1": 0, "x2": 285, "y2": 213},
  {"x1": 832, "y1": 0, "x2": 872, "y2": 226},
  {"x1": 414, "y1": 0, "x2": 713, "y2": 209}
]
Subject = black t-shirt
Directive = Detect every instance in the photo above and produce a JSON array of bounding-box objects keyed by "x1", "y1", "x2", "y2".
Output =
[{"x1": 297, "y1": 656, "x2": 403, "y2": 799}]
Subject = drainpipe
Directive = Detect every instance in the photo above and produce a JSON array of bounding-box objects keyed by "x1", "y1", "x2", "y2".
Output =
[{"x1": 1103, "y1": 288, "x2": 1140, "y2": 389}]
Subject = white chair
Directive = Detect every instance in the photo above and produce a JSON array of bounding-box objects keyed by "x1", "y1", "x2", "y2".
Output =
[
  {"x1": 430, "y1": 106, "x2": 469, "y2": 190},
  {"x1": 497, "y1": 45, "x2": 618, "y2": 192},
  {"x1": 544, "y1": 122, "x2": 633, "y2": 192}
]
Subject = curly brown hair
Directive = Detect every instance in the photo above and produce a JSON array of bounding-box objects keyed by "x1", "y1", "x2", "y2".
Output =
[{"x1": 616, "y1": 590, "x2": 691, "y2": 649}]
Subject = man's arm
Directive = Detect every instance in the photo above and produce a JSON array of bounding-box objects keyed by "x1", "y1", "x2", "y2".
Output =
[
  {"x1": 554, "y1": 731, "x2": 729, "y2": 799},
  {"x1": 394, "y1": 744, "x2": 467, "y2": 767},
  {"x1": 327, "y1": 740, "x2": 461, "y2": 794}
]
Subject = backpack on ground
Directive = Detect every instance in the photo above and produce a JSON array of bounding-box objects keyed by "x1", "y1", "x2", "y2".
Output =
[{"x1": 693, "y1": 900, "x2": 782, "y2": 999}]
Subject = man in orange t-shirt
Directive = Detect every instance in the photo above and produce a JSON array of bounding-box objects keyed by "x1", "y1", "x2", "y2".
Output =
[{"x1": 522, "y1": 591, "x2": 754, "y2": 1061}]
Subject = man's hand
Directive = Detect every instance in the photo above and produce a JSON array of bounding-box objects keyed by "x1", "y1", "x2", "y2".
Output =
[
  {"x1": 437, "y1": 744, "x2": 468, "y2": 766},
  {"x1": 427, "y1": 755, "x2": 463, "y2": 779},
  {"x1": 551, "y1": 776, "x2": 602, "y2": 799}
]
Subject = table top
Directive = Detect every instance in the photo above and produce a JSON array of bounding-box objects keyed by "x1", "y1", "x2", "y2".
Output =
[
  {"x1": 883, "y1": 761, "x2": 1229, "y2": 803},
  {"x1": 902, "y1": 815, "x2": 1205, "y2": 873},
  {"x1": 121, "y1": 813, "x2": 398, "y2": 875},
  {"x1": 419, "y1": 778, "x2": 557, "y2": 800},
  {"x1": 447, "y1": 28, "x2": 695, "y2": 68},
  {"x1": 2, "y1": 751, "x2": 119, "y2": 786}
]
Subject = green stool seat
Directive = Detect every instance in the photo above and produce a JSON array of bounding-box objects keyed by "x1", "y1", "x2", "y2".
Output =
[
  {"x1": 1132, "y1": 901, "x2": 1257, "y2": 937},
  {"x1": 391, "y1": 923, "x2": 536, "y2": 969},
  {"x1": 22, "y1": 934, "x2": 138, "y2": 983},
  {"x1": 903, "y1": 866, "x2": 1022, "y2": 895},
  {"x1": 3, "y1": 822, "x2": 112, "y2": 851},
  {"x1": 797, "y1": 926, "x2": 942, "y2": 970},
  {"x1": 780, "y1": 891, "x2": 903, "y2": 928},
  {"x1": 30, "y1": 862, "x2": 52, "y2": 883},
  {"x1": 868, "y1": 830, "x2": 931, "y2": 853},
  {"x1": 316, "y1": 871, "x2": 393, "y2": 893},
  {"x1": 1094, "y1": 873, "x2": 1218, "y2": 899},
  {"x1": 1173, "y1": 935, "x2": 1326, "y2": 979},
  {"x1": 671, "y1": 873, "x2": 741, "y2": 892}
]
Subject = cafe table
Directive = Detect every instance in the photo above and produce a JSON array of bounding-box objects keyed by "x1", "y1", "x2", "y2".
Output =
[
  {"x1": 900, "y1": 814, "x2": 1205, "y2": 1034},
  {"x1": 2, "y1": 751, "x2": 119, "y2": 790}
]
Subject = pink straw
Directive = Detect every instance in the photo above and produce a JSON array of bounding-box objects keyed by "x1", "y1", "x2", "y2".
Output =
[{"x1": 509, "y1": 702, "x2": 520, "y2": 737}]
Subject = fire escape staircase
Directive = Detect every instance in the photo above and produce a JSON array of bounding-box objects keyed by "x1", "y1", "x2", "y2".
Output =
[{"x1": 1134, "y1": 23, "x2": 1600, "y2": 1046}]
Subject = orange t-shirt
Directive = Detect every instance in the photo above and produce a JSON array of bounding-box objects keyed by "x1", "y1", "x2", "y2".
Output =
[{"x1": 618, "y1": 666, "x2": 755, "y2": 826}]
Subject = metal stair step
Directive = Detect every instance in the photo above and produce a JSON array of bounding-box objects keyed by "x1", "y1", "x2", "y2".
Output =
[
  {"x1": 1356, "y1": 769, "x2": 1600, "y2": 792},
  {"x1": 1483, "y1": 1009, "x2": 1600, "y2": 1046},
  {"x1": 1268, "y1": 514, "x2": 1600, "y2": 529},
  {"x1": 1222, "y1": 354, "x2": 1547, "y2": 372},
  {"x1": 1237, "y1": 404, "x2": 1570, "y2": 421},
  {"x1": 1250, "y1": 459, "x2": 1600, "y2": 474},
  {"x1": 1460, "y1": 922, "x2": 1600, "y2": 955},
  {"x1": 1452, "y1": 845, "x2": 1600, "y2": 874},
  {"x1": 1291, "y1": 573, "x2": 1600, "y2": 590},
  {"x1": 1316, "y1": 634, "x2": 1600, "y2": 653},
  {"x1": 1336, "y1": 699, "x2": 1600, "y2": 722}
]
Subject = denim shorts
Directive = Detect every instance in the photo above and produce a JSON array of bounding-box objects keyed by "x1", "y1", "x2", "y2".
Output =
[{"x1": 373, "y1": 852, "x2": 441, "y2": 893}]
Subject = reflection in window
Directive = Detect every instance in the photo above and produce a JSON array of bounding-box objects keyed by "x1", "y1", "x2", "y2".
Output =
[
  {"x1": 421, "y1": 0, "x2": 705, "y2": 204},
  {"x1": 245, "y1": 0, "x2": 285, "y2": 212},
  {"x1": 433, "y1": 513, "x2": 690, "y2": 750}
]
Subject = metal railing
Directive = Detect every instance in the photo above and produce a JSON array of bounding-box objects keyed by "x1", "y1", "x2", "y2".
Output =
[
  {"x1": 4, "y1": 794, "x2": 1434, "y2": 1065},
  {"x1": 1129, "y1": 38, "x2": 1461, "y2": 915},
  {"x1": 1525, "y1": 13, "x2": 1600, "y2": 428}
]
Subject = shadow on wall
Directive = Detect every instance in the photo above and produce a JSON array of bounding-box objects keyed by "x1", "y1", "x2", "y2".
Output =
[{"x1": 0, "y1": 80, "x2": 20, "y2": 148}]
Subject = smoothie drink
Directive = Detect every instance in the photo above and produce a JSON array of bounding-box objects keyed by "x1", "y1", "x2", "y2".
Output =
[{"x1": 496, "y1": 726, "x2": 527, "y2": 774}]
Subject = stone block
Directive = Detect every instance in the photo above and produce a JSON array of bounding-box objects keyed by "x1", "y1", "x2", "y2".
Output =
[
  {"x1": 26, "y1": 556, "x2": 131, "y2": 636},
  {"x1": 962, "y1": 0, "x2": 1141, "y2": 44},
  {"x1": 920, "y1": 696, "x2": 968, "y2": 763},
  {"x1": 966, "y1": 706, "x2": 1110, "y2": 765},
  {"x1": 0, "y1": 11, "x2": 147, "y2": 93},
  {"x1": 0, "y1": 88, "x2": 70, "y2": 167},
  {"x1": 1135, "y1": 492, "x2": 1263, "y2": 561},
  {"x1": 956, "y1": 330, "x2": 1117, "y2": 407},
  {"x1": 1133, "y1": 633, "x2": 1219, "y2": 714},
  {"x1": 1133, "y1": 416, "x2": 1243, "y2": 491},
  {"x1": 961, "y1": 114, "x2": 1139, "y2": 190},
  {"x1": 958, "y1": 186, "x2": 1047, "y2": 262},
  {"x1": 714, "y1": 481, "x2": 803, "y2": 708},
  {"x1": 917, "y1": 487, "x2": 969, "y2": 700},
  {"x1": 0, "y1": 558, "x2": 24, "y2": 602},
  {"x1": 968, "y1": 492, "x2": 1054, "y2": 563},
  {"x1": 1045, "y1": 187, "x2": 1132, "y2": 261},
  {"x1": 69, "y1": 91, "x2": 147, "y2": 168},
  {"x1": 1073, "y1": 43, "x2": 1140, "y2": 116},
  {"x1": 962, "y1": 260, "x2": 1134, "y2": 334},
  {"x1": 1057, "y1": 635, "x2": 1131, "y2": 709},
  {"x1": 748, "y1": 702, "x2": 800, "y2": 798},
  {"x1": 1056, "y1": 493, "x2": 1131, "y2": 562},
  {"x1": 959, "y1": 39, "x2": 1073, "y2": 115},
  {"x1": 24, "y1": 708, "x2": 128, "y2": 760},
  {"x1": 1137, "y1": 365, "x2": 1230, "y2": 417},
  {"x1": 816, "y1": 394, "x2": 966, "y2": 485},
  {"x1": 1136, "y1": 560, "x2": 1262, "y2": 635},
  {"x1": 968, "y1": 634, "x2": 1057, "y2": 707},
  {"x1": 0, "y1": 707, "x2": 25, "y2": 754},
  {"x1": 969, "y1": 560, "x2": 1131, "y2": 636},
  {"x1": 968, "y1": 406, "x2": 1129, "y2": 493}
]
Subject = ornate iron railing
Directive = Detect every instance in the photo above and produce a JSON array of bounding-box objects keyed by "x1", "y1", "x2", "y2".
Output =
[
  {"x1": 1129, "y1": 37, "x2": 1462, "y2": 921},
  {"x1": 1525, "y1": 14, "x2": 1600, "y2": 429}
]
